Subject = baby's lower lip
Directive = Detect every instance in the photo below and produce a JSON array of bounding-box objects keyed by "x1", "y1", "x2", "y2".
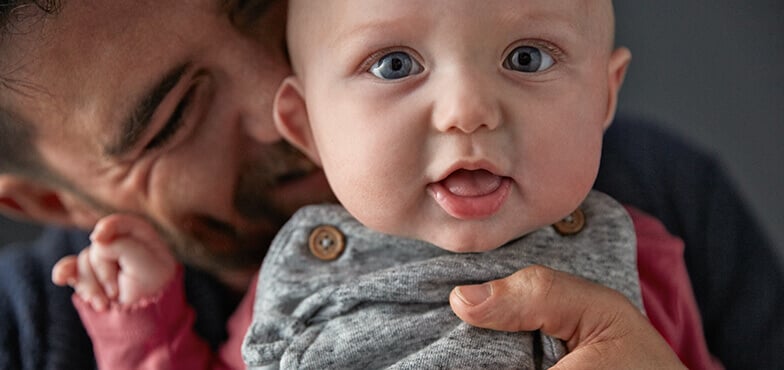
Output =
[{"x1": 427, "y1": 173, "x2": 512, "y2": 220}]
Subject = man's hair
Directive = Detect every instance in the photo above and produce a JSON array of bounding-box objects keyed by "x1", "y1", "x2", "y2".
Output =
[
  {"x1": 0, "y1": 0, "x2": 59, "y2": 32},
  {"x1": 0, "y1": 1, "x2": 61, "y2": 179}
]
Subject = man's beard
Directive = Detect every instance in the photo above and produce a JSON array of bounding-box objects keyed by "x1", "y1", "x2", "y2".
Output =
[
  {"x1": 165, "y1": 142, "x2": 315, "y2": 275},
  {"x1": 168, "y1": 224, "x2": 278, "y2": 276}
]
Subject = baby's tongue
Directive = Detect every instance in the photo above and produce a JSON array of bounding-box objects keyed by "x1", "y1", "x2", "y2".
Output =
[{"x1": 442, "y1": 169, "x2": 502, "y2": 197}]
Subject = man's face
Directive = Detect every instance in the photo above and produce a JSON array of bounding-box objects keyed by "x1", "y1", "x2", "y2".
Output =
[{"x1": 2, "y1": 0, "x2": 333, "y2": 277}]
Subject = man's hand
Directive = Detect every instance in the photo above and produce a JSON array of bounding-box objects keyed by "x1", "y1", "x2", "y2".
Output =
[
  {"x1": 450, "y1": 265, "x2": 686, "y2": 369},
  {"x1": 52, "y1": 214, "x2": 177, "y2": 311}
]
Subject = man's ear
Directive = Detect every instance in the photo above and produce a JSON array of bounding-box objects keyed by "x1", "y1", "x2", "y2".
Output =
[
  {"x1": 603, "y1": 47, "x2": 632, "y2": 129},
  {"x1": 0, "y1": 175, "x2": 100, "y2": 229},
  {"x1": 273, "y1": 76, "x2": 322, "y2": 166}
]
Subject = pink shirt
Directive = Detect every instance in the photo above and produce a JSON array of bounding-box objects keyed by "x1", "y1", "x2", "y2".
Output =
[
  {"x1": 74, "y1": 206, "x2": 721, "y2": 369},
  {"x1": 630, "y1": 206, "x2": 723, "y2": 369}
]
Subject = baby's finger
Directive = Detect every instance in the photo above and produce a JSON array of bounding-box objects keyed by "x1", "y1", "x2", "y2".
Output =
[
  {"x1": 52, "y1": 255, "x2": 78, "y2": 287},
  {"x1": 93, "y1": 214, "x2": 161, "y2": 245},
  {"x1": 96, "y1": 214, "x2": 176, "y2": 267},
  {"x1": 87, "y1": 243, "x2": 120, "y2": 300},
  {"x1": 76, "y1": 248, "x2": 109, "y2": 311}
]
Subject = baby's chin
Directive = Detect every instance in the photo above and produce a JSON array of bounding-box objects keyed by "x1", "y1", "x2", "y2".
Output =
[
  {"x1": 419, "y1": 231, "x2": 523, "y2": 254},
  {"x1": 359, "y1": 213, "x2": 526, "y2": 253}
]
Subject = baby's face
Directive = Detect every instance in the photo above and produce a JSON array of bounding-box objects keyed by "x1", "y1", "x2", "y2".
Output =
[{"x1": 282, "y1": 0, "x2": 629, "y2": 252}]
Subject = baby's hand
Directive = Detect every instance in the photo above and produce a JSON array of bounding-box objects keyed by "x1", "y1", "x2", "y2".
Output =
[{"x1": 52, "y1": 214, "x2": 177, "y2": 311}]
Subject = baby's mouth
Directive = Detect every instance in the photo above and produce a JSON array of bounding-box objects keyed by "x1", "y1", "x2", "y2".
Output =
[
  {"x1": 428, "y1": 169, "x2": 512, "y2": 220},
  {"x1": 440, "y1": 169, "x2": 503, "y2": 196}
]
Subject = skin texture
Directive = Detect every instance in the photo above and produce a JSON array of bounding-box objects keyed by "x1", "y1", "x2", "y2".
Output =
[
  {"x1": 0, "y1": 1, "x2": 683, "y2": 368},
  {"x1": 0, "y1": 0, "x2": 335, "y2": 289},
  {"x1": 277, "y1": 0, "x2": 631, "y2": 252}
]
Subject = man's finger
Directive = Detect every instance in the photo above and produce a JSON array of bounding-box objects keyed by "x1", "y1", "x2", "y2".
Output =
[
  {"x1": 449, "y1": 265, "x2": 686, "y2": 369},
  {"x1": 450, "y1": 265, "x2": 616, "y2": 339},
  {"x1": 449, "y1": 265, "x2": 648, "y2": 345}
]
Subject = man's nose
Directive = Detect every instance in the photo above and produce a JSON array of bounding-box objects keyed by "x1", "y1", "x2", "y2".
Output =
[{"x1": 431, "y1": 70, "x2": 501, "y2": 134}]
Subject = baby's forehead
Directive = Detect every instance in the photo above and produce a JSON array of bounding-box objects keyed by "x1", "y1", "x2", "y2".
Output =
[
  {"x1": 287, "y1": 0, "x2": 615, "y2": 62},
  {"x1": 289, "y1": 0, "x2": 613, "y2": 35}
]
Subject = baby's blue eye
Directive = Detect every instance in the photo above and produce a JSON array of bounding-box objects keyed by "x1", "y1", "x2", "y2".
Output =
[
  {"x1": 503, "y1": 46, "x2": 554, "y2": 73},
  {"x1": 369, "y1": 51, "x2": 423, "y2": 80}
]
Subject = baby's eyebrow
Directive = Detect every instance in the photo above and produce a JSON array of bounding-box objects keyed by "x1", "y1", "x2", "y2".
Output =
[
  {"x1": 503, "y1": 9, "x2": 580, "y2": 36},
  {"x1": 105, "y1": 63, "x2": 190, "y2": 157},
  {"x1": 328, "y1": 18, "x2": 404, "y2": 48}
]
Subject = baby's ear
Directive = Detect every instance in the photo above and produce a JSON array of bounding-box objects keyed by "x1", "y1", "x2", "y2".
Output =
[
  {"x1": 603, "y1": 47, "x2": 632, "y2": 129},
  {"x1": 273, "y1": 76, "x2": 321, "y2": 166}
]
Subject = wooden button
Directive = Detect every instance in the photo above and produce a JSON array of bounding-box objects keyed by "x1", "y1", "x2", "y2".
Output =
[
  {"x1": 308, "y1": 225, "x2": 345, "y2": 261},
  {"x1": 552, "y1": 208, "x2": 585, "y2": 236}
]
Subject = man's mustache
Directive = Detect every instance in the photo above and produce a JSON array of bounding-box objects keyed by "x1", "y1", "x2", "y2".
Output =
[{"x1": 233, "y1": 141, "x2": 315, "y2": 220}]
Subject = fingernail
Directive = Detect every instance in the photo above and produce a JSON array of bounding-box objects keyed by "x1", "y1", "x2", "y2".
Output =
[{"x1": 454, "y1": 283, "x2": 492, "y2": 306}]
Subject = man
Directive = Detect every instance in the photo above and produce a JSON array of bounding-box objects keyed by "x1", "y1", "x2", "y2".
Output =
[{"x1": 0, "y1": 1, "x2": 780, "y2": 369}]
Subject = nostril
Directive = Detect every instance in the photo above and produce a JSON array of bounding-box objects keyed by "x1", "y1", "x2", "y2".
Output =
[
  {"x1": 433, "y1": 100, "x2": 501, "y2": 134},
  {"x1": 447, "y1": 121, "x2": 496, "y2": 135}
]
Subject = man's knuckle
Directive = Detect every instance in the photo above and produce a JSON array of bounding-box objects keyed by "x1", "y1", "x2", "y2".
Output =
[{"x1": 523, "y1": 265, "x2": 557, "y2": 300}]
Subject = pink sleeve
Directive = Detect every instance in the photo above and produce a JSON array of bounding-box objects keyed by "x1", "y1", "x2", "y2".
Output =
[
  {"x1": 217, "y1": 272, "x2": 258, "y2": 369},
  {"x1": 627, "y1": 206, "x2": 724, "y2": 370},
  {"x1": 73, "y1": 266, "x2": 236, "y2": 370}
]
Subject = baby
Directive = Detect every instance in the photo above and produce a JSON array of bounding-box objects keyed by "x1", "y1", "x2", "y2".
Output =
[
  {"x1": 53, "y1": 0, "x2": 716, "y2": 369},
  {"x1": 240, "y1": 0, "x2": 637, "y2": 368},
  {"x1": 273, "y1": 0, "x2": 628, "y2": 253}
]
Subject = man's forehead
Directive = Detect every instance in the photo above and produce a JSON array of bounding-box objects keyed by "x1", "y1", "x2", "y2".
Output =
[
  {"x1": 3, "y1": 2, "x2": 155, "y2": 99},
  {"x1": 0, "y1": 0, "x2": 209, "y2": 185}
]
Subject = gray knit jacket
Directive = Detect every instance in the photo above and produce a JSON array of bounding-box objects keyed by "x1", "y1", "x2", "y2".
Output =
[{"x1": 242, "y1": 191, "x2": 642, "y2": 369}]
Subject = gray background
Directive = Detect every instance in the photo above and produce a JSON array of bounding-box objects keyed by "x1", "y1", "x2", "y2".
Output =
[
  {"x1": 2, "y1": 2, "x2": 783, "y2": 264},
  {"x1": 614, "y1": 1, "x2": 783, "y2": 263}
]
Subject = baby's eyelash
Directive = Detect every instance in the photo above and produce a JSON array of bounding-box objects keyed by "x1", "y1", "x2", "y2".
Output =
[
  {"x1": 357, "y1": 46, "x2": 416, "y2": 73},
  {"x1": 520, "y1": 39, "x2": 567, "y2": 63},
  {"x1": 354, "y1": 40, "x2": 566, "y2": 75}
]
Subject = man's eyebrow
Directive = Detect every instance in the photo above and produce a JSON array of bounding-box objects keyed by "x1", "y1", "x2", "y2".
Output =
[{"x1": 104, "y1": 63, "x2": 190, "y2": 157}]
